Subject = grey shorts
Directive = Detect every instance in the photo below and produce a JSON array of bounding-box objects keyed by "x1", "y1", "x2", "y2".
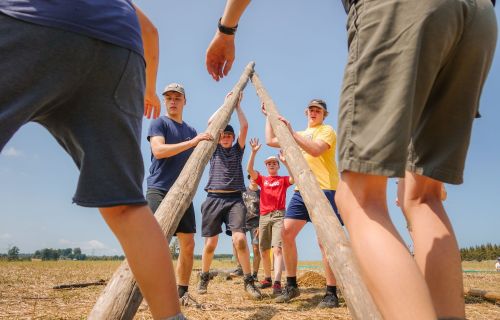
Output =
[
  {"x1": 247, "y1": 225, "x2": 259, "y2": 246},
  {"x1": 259, "y1": 210, "x2": 284, "y2": 251},
  {"x1": 201, "y1": 193, "x2": 247, "y2": 237},
  {"x1": 338, "y1": 0, "x2": 497, "y2": 184},
  {"x1": 146, "y1": 189, "x2": 196, "y2": 235},
  {"x1": 0, "y1": 14, "x2": 147, "y2": 206}
]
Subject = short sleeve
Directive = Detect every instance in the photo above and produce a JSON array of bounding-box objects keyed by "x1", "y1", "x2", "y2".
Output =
[
  {"x1": 315, "y1": 125, "x2": 336, "y2": 148},
  {"x1": 147, "y1": 118, "x2": 165, "y2": 141}
]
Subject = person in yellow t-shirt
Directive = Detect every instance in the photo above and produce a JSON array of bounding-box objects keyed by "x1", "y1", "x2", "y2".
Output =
[{"x1": 263, "y1": 99, "x2": 342, "y2": 308}]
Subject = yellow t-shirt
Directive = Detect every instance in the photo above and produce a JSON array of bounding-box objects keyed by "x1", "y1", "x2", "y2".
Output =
[{"x1": 297, "y1": 124, "x2": 339, "y2": 191}]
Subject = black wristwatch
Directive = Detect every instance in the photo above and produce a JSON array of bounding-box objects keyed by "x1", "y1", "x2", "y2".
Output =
[{"x1": 218, "y1": 18, "x2": 238, "y2": 35}]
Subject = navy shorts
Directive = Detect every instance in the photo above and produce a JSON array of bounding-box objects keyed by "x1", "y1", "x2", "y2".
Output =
[
  {"x1": 0, "y1": 14, "x2": 146, "y2": 207},
  {"x1": 146, "y1": 189, "x2": 196, "y2": 235},
  {"x1": 286, "y1": 190, "x2": 344, "y2": 225},
  {"x1": 201, "y1": 193, "x2": 247, "y2": 237}
]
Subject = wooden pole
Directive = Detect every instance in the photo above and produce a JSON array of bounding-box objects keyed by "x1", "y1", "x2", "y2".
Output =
[
  {"x1": 250, "y1": 71, "x2": 382, "y2": 320},
  {"x1": 88, "y1": 62, "x2": 255, "y2": 320}
]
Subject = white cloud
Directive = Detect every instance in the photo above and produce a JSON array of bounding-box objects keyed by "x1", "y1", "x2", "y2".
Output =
[
  {"x1": 84, "y1": 240, "x2": 106, "y2": 250},
  {"x1": 1, "y1": 147, "x2": 22, "y2": 157},
  {"x1": 58, "y1": 239, "x2": 72, "y2": 245},
  {"x1": 0, "y1": 233, "x2": 12, "y2": 239}
]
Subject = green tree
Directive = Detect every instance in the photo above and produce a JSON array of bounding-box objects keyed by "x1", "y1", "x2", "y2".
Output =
[{"x1": 7, "y1": 246, "x2": 20, "y2": 261}]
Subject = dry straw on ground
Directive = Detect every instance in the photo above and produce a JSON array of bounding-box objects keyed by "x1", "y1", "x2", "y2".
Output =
[{"x1": 0, "y1": 260, "x2": 498, "y2": 319}]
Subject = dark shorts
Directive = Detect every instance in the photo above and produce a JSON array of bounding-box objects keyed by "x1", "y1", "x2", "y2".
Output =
[
  {"x1": 338, "y1": 0, "x2": 497, "y2": 184},
  {"x1": 201, "y1": 193, "x2": 247, "y2": 237},
  {"x1": 0, "y1": 14, "x2": 147, "y2": 207},
  {"x1": 146, "y1": 189, "x2": 196, "y2": 235},
  {"x1": 286, "y1": 190, "x2": 343, "y2": 225}
]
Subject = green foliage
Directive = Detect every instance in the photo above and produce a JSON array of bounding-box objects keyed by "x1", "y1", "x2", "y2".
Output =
[
  {"x1": 7, "y1": 246, "x2": 20, "y2": 261},
  {"x1": 460, "y1": 243, "x2": 500, "y2": 261}
]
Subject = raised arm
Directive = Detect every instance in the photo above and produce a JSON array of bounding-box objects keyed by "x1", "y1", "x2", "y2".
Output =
[
  {"x1": 247, "y1": 138, "x2": 261, "y2": 180},
  {"x1": 135, "y1": 5, "x2": 160, "y2": 119},
  {"x1": 236, "y1": 93, "x2": 248, "y2": 148},
  {"x1": 206, "y1": 0, "x2": 251, "y2": 81},
  {"x1": 150, "y1": 133, "x2": 212, "y2": 159},
  {"x1": 279, "y1": 149, "x2": 294, "y2": 185}
]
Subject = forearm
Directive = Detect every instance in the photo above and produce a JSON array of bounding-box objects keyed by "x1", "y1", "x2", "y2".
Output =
[
  {"x1": 292, "y1": 132, "x2": 324, "y2": 157},
  {"x1": 265, "y1": 117, "x2": 280, "y2": 148},
  {"x1": 152, "y1": 140, "x2": 195, "y2": 159},
  {"x1": 220, "y1": 0, "x2": 251, "y2": 28},
  {"x1": 247, "y1": 151, "x2": 258, "y2": 179},
  {"x1": 135, "y1": 6, "x2": 159, "y2": 98}
]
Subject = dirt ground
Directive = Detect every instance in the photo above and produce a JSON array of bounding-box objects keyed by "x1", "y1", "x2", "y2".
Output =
[{"x1": 0, "y1": 260, "x2": 498, "y2": 319}]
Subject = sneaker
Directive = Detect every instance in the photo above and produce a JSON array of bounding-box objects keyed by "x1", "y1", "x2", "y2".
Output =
[
  {"x1": 230, "y1": 266, "x2": 244, "y2": 277},
  {"x1": 197, "y1": 272, "x2": 210, "y2": 294},
  {"x1": 272, "y1": 282, "x2": 282, "y2": 295},
  {"x1": 257, "y1": 278, "x2": 272, "y2": 289},
  {"x1": 179, "y1": 292, "x2": 201, "y2": 308},
  {"x1": 275, "y1": 285, "x2": 300, "y2": 303},
  {"x1": 317, "y1": 293, "x2": 339, "y2": 308},
  {"x1": 252, "y1": 271, "x2": 258, "y2": 282},
  {"x1": 244, "y1": 275, "x2": 262, "y2": 300}
]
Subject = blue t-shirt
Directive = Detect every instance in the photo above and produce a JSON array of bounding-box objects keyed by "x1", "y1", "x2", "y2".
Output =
[
  {"x1": 205, "y1": 143, "x2": 246, "y2": 192},
  {"x1": 0, "y1": 0, "x2": 143, "y2": 57},
  {"x1": 147, "y1": 116, "x2": 197, "y2": 192}
]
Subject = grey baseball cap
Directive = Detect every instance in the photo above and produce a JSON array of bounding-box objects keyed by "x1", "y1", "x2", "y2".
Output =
[
  {"x1": 308, "y1": 99, "x2": 327, "y2": 111},
  {"x1": 162, "y1": 83, "x2": 185, "y2": 96}
]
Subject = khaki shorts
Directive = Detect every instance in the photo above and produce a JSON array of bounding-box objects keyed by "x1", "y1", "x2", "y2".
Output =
[
  {"x1": 258, "y1": 210, "x2": 285, "y2": 251},
  {"x1": 338, "y1": 0, "x2": 497, "y2": 184}
]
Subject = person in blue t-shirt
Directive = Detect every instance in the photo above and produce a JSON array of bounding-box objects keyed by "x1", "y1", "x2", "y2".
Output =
[
  {"x1": 197, "y1": 93, "x2": 262, "y2": 300},
  {"x1": 0, "y1": 2, "x2": 184, "y2": 319},
  {"x1": 146, "y1": 82, "x2": 212, "y2": 300}
]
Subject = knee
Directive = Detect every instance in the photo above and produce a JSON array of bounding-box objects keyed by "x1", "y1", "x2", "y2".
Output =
[
  {"x1": 281, "y1": 229, "x2": 294, "y2": 244},
  {"x1": 204, "y1": 241, "x2": 217, "y2": 254},
  {"x1": 273, "y1": 247, "x2": 282, "y2": 256},
  {"x1": 181, "y1": 239, "x2": 195, "y2": 256},
  {"x1": 233, "y1": 235, "x2": 247, "y2": 251}
]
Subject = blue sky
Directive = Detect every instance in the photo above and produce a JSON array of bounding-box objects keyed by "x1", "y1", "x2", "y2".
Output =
[{"x1": 0, "y1": 1, "x2": 499, "y2": 260}]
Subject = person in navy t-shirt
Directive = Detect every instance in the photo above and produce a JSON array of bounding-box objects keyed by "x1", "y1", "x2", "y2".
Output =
[{"x1": 146, "y1": 83, "x2": 212, "y2": 299}]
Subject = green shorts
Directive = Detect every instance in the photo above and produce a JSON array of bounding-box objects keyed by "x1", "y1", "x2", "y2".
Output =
[
  {"x1": 338, "y1": 0, "x2": 497, "y2": 184},
  {"x1": 258, "y1": 210, "x2": 285, "y2": 251}
]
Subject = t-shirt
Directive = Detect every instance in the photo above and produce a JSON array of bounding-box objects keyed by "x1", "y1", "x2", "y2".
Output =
[
  {"x1": 147, "y1": 116, "x2": 197, "y2": 192},
  {"x1": 0, "y1": 0, "x2": 143, "y2": 57},
  {"x1": 255, "y1": 174, "x2": 292, "y2": 215},
  {"x1": 205, "y1": 143, "x2": 246, "y2": 192},
  {"x1": 297, "y1": 124, "x2": 339, "y2": 191}
]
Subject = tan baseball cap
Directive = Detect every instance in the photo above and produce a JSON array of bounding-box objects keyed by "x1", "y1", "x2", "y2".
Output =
[
  {"x1": 162, "y1": 83, "x2": 185, "y2": 96},
  {"x1": 308, "y1": 99, "x2": 327, "y2": 111}
]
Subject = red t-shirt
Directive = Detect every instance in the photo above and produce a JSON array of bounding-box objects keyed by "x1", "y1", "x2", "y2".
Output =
[{"x1": 255, "y1": 174, "x2": 292, "y2": 215}]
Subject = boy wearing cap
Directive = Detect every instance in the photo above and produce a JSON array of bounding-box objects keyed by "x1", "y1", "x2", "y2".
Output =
[
  {"x1": 146, "y1": 83, "x2": 212, "y2": 300},
  {"x1": 264, "y1": 99, "x2": 343, "y2": 308},
  {"x1": 247, "y1": 138, "x2": 293, "y2": 295},
  {"x1": 198, "y1": 95, "x2": 262, "y2": 299}
]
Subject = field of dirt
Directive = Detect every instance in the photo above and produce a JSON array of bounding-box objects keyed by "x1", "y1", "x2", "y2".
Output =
[{"x1": 0, "y1": 260, "x2": 498, "y2": 319}]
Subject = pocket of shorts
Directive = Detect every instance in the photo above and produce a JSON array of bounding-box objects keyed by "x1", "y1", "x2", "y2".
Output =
[{"x1": 113, "y1": 51, "x2": 146, "y2": 119}]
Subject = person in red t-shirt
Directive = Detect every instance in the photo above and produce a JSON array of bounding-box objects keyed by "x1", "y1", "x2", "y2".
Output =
[{"x1": 247, "y1": 138, "x2": 294, "y2": 294}]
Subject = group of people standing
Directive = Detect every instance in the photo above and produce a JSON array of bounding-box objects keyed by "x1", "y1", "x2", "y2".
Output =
[
  {"x1": 146, "y1": 82, "x2": 344, "y2": 308},
  {"x1": 1, "y1": 0, "x2": 496, "y2": 319}
]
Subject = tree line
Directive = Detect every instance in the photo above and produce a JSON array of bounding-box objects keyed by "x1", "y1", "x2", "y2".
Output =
[
  {"x1": 460, "y1": 243, "x2": 499, "y2": 261},
  {"x1": 1, "y1": 246, "x2": 125, "y2": 261}
]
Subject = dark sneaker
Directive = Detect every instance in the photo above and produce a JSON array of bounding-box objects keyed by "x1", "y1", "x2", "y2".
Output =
[
  {"x1": 275, "y1": 285, "x2": 300, "y2": 303},
  {"x1": 244, "y1": 276, "x2": 262, "y2": 300},
  {"x1": 257, "y1": 278, "x2": 272, "y2": 289},
  {"x1": 252, "y1": 271, "x2": 258, "y2": 282},
  {"x1": 230, "y1": 266, "x2": 244, "y2": 277},
  {"x1": 317, "y1": 293, "x2": 339, "y2": 308},
  {"x1": 272, "y1": 282, "x2": 282, "y2": 295},
  {"x1": 197, "y1": 272, "x2": 210, "y2": 294}
]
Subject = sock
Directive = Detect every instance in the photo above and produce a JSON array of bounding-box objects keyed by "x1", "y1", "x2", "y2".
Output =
[
  {"x1": 178, "y1": 285, "x2": 188, "y2": 298},
  {"x1": 286, "y1": 276, "x2": 297, "y2": 288},
  {"x1": 244, "y1": 273, "x2": 253, "y2": 282},
  {"x1": 265, "y1": 277, "x2": 272, "y2": 282},
  {"x1": 326, "y1": 285, "x2": 337, "y2": 296},
  {"x1": 273, "y1": 280, "x2": 281, "y2": 285}
]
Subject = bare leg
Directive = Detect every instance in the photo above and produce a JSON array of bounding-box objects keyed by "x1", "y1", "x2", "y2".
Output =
[
  {"x1": 100, "y1": 205, "x2": 180, "y2": 319},
  {"x1": 281, "y1": 219, "x2": 306, "y2": 277},
  {"x1": 176, "y1": 233, "x2": 195, "y2": 287},
  {"x1": 401, "y1": 172, "x2": 465, "y2": 318},
  {"x1": 318, "y1": 242, "x2": 336, "y2": 286},
  {"x1": 273, "y1": 246, "x2": 285, "y2": 282},
  {"x1": 261, "y1": 248, "x2": 272, "y2": 278},
  {"x1": 335, "y1": 171, "x2": 436, "y2": 320},
  {"x1": 202, "y1": 235, "x2": 219, "y2": 273},
  {"x1": 252, "y1": 243, "x2": 261, "y2": 275},
  {"x1": 232, "y1": 231, "x2": 251, "y2": 274}
]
